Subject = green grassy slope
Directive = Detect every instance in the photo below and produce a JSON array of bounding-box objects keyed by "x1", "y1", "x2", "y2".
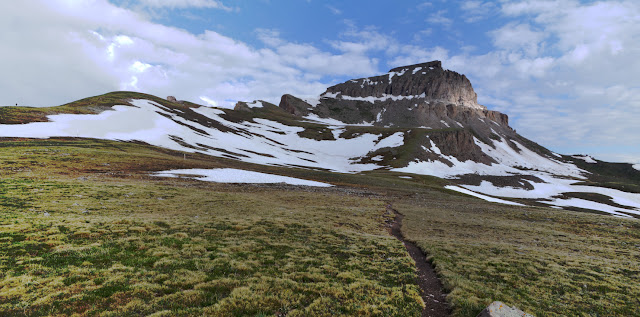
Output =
[
  {"x1": 394, "y1": 193, "x2": 640, "y2": 317},
  {"x1": 0, "y1": 139, "x2": 423, "y2": 316}
]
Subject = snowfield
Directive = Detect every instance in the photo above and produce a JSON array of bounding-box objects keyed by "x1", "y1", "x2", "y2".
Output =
[
  {"x1": 445, "y1": 186, "x2": 525, "y2": 206},
  {"x1": 1, "y1": 98, "x2": 639, "y2": 217},
  {"x1": 0, "y1": 100, "x2": 404, "y2": 173},
  {"x1": 153, "y1": 168, "x2": 332, "y2": 187}
]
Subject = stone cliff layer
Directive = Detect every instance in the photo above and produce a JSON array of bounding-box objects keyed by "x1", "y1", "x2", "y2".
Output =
[{"x1": 322, "y1": 60, "x2": 483, "y2": 110}]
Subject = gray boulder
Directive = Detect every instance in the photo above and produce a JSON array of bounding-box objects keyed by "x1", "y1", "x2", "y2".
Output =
[{"x1": 476, "y1": 301, "x2": 534, "y2": 317}]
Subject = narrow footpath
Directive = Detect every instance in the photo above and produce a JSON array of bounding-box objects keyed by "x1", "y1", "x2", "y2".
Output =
[{"x1": 386, "y1": 204, "x2": 450, "y2": 317}]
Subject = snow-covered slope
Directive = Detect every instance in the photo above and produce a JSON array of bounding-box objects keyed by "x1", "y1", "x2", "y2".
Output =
[
  {"x1": 1, "y1": 99, "x2": 403, "y2": 173},
  {"x1": 2, "y1": 96, "x2": 638, "y2": 217}
]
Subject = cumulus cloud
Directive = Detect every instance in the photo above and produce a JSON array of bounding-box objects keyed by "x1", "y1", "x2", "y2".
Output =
[{"x1": 0, "y1": 0, "x2": 379, "y2": 108}]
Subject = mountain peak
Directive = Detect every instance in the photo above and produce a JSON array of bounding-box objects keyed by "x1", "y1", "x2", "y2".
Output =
[
  {"x1": 319, "y1": 60, "x2": 483, "y2": 111},
  {"x1": 388, "y1": 60, "x2": 442, "y2": 73}
]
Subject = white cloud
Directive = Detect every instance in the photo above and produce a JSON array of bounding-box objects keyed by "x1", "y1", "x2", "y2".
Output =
[
  {"x1": 426, "y1": 10, "x2": 453, "y2": 27},
  {"x1": 417, "y1": 2, "x2": 433, "y2": 10},
  {"x1": 326, "y1": 5, "x2": 342, "y2": 15},
  {"x1": 460, "y1": 1, "x2": 496, "y2": 22},
  {"x1": 490, "y1": 23, "x2": 546, "y2": 56},
  {"x1": 138, "y1": 0, "x2": 233, "y2": 11},
  {"x1": 0, "y1": 0, "x2": 379, "y2": 108}
]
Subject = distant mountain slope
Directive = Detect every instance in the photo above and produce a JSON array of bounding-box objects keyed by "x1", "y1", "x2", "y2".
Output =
[{"x1": 1, "y1": 62, "x2": 639, "y2": 217}]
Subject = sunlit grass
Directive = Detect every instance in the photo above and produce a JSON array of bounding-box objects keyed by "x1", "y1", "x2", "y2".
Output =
[
  {"x1": 0, "y1": 176, "x2": 423, "y2": 316},
  {"x1": 395, "y1": 192, "x2": 640, "y2": 317}
]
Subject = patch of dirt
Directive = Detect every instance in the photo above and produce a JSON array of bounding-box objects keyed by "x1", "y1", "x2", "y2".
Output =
[{"x1": 386, "y1": 204, "x2": 450, "y2": 317}]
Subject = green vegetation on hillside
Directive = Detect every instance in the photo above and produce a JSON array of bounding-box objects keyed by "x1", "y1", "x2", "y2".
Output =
[
  {"x1": 395, "y1": 193, "x2": 640, "y2": 317},
  {"x1": 0, "y1": 138, "x2": 424, "y2": 316}
]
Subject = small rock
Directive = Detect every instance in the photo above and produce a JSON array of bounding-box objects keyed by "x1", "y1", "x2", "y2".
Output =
[
  {"x1": 476, "y1": 301, "x2": 534, "y2": 317},
  {"x1": 43, "y1": 212, "x2": 50, "y2": 217},
  {"x1": 167, "y1": 96, "x2": 177, "y2": 102}
]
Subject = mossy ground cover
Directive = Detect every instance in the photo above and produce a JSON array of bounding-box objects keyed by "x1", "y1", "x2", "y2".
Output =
[
  {"x1": 394, "y1": 191, "x2": 640, "y2": 317},
  {"x1": 3, "y1": 102, "x2": 640, "y2": 317},
  {"x1": 0, "y1": 139, "x2": 423, "y2": 316}
]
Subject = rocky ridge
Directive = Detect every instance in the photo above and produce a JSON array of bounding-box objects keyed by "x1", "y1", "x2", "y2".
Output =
[
  {"x1": 279, "y1": 61, "x2": 518, "y2": 169},
  {"x1": 279, "y1": 61, "x2": 509, "y2": 130}
]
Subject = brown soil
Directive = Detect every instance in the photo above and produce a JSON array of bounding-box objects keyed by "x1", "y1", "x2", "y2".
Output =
[{"x1": 387, "y1": 204, "x2": 450, "y2": 317}]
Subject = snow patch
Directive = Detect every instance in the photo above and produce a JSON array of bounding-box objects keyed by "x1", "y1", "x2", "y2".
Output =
[
  {"x1": 412, "y1": 67, "x2": 423, "y2": 74},
  {"x1": 321, "y1": 92, "x2": 340, "y2": 98},
  {"x1": 440, "y1": 120, "x2": 450, "y2": 128},
  {"x1": 571, "y1": 155, "x2": 597, "y2": 163},
  {"x1": 634, "y1": 164, "x2": 640, "y2": 171},
  {"x1": 445, "y1": 186, "x2": 525, "y2": 206},
  {"x1": 543, "y1": 198, "x2": 633, "y2": 218},
  {"x1": 153, "y1": 168, "x2": 332, "y2": 187},
  {"x1": 339, "y1": 93, "x2": 426, "y2": 104}
]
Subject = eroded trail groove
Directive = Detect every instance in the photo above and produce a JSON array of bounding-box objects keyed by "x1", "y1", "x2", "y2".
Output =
[{"x1": 387, "y1": 204, "x2": 450, "y2": 317}]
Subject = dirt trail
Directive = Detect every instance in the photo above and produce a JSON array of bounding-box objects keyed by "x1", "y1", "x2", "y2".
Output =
[{"x1": 386, "y1": 204, "x2": 450, "y2": 317}]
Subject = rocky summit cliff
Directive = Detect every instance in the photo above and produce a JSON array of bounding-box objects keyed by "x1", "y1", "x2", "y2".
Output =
[
  {"x1": 279, "y1": 61, "x2": 516, "y2": 169},
  {"x1": 279, "y1": 61, "x2": 509, "y2": 131}
]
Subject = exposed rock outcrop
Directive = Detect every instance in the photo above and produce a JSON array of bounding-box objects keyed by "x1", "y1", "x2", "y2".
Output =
[
  {"x1": 277, "y1": 61, "x2": 525, "y2": 166},
  {"x1": 280, "y1": 94, "x2": 312, "y2": 117},
  {"x1": 476, "y1": 301, "x2": 534, "y2": 317},
  {"x1": 278, "y1": 60, "x2": 510, "y2": 131},
  {"x1": 323, "y1": 60, "x2": 482, "y2": 109}
]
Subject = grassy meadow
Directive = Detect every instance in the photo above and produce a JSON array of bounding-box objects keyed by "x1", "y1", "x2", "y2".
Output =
[
  {"x1": 0, "y1": 139, "x2": 423, "y2": 316},
  {"x1": 394, "y1": 192, "x2": 640, "y2": 317},
  {"x1": 1, "y1": 136, "x2": 639, "y2": 316}
]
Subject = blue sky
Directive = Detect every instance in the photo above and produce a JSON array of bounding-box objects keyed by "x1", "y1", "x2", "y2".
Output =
[{"x1": 1, "y1": 0, "x2": 639, "y2": 164}]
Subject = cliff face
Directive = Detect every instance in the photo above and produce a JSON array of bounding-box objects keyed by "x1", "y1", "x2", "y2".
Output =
[
  {"x1": 277, "y1": 61, "x2": 517, "y2": 165},
  {"x1": 323, "y1": 61, "x2": 483, "y2": 110},
  {"x1": 278, "y1": 61, "x2": 510, "y2": 131}
]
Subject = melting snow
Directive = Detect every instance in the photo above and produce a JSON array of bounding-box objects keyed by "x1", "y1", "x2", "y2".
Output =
[
  {"x1": 445, "y1": 186, "x2": 525, "y2": 206},
  {"x1": 440, "y1": 120, "x2": 450, "y2": 128},
  {"x1": 412, "y1": 67, "x2": 423, "y2": 74},
  {"x1": 338, "y1": 93, "x2": 427, "y2": 104},
  {"x1": 542, "y1": 198, "x2": 633, "y2": 218},
  {"x1": 153, "y1": 168, "x2": 332, "y2": 187},
  {"x1": 321, "y1": 92, "x2": 340, "y2": 98},
  {"x1": 0, "y1": 99, "x2": 403, "y2": 174},
  {"x1": 393, "y1": 137, "x2": 586, "y2": 180},
  {"x1": 571, "y1": 155, "x2": 597, "y2": 163},
  {"x1": 634, "y1": 164, "x2": 640, "y2": 171}
]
